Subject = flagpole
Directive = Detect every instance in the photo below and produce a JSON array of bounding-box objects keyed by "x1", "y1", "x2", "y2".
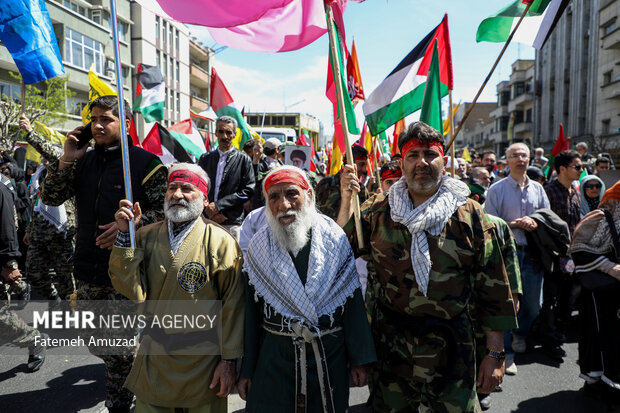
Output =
[
  {"x1": 109, "y1": 0, "x2": 135, "y2": 248},
  {"x1": 448, "y1": 89, "x2": 455, "y2": 177},
  {"x1": 325, "y1": 2, "x2": 364, "y2": 249},
  {"x1": 445, "y1": 1, "x2": 533, "y2": 152},
  {"x1": 372, "y1": 135, "x2": 381, "y2": 190},
  {"x1": 20, "y1": 81, "x2": 26, "y2": 115}
]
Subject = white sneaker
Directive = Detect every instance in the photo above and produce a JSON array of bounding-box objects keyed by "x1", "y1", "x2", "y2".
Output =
[
  {"x1": 505, "y1": 355, "x2": 517, "y2": 375},
  {"x1": 512, "y1": 334, "x2": 527, "y2": 353}
]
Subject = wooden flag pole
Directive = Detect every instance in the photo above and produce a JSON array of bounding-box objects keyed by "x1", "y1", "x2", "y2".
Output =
[
  {"x1": 20, "y1": 81, "x2": 26, "y2": 115},
  {"x1": 445, "y1": 1, "x2": 533, "y2": 152},
  {"x1": 372, "y1": 135, "x2": 381, "y2": 189},
  {"x1": 448, "y1": 89, "x2": 455, "y2": 177},
  {"x1": 325, "y1": 3, "x2": 364, "y2": 248}
]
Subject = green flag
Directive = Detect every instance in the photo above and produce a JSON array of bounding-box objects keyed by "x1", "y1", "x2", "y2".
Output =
[{"x1": 420, "y1": 40, "x2": 443, "y2": 133}]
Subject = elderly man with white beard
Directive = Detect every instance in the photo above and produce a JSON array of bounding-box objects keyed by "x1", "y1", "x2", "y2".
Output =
[
  {"x1": 237, "y1": 166, "x2": 376, "y2": 413},
  {"x1": 108, "y1": 163, "x2": 245, "y2": 413}
]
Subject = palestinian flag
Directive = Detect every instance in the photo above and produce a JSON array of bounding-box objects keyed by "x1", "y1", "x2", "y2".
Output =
[
  {"x1": 392, "y1": 119, "x2": 405, "y2": 156},
  {"x1": 363, "y1": 14, "x2": 453, "y2": 136},
  {"x1": 142, "y1": 123, "x2": 193, "y2": 165},
  {"x1": 419, "y1": 40, "x2": 443, "y2": 134},
  {"x1": 133, "y1": 63, "x2": 165, "y2": 122},
  {"x1": 168, "y1": 119, "x2": 207, "y2": 159},
  {"x1": 476, "y1": 0, "x2": 570, "y2": 49},
  {"x1": 545, "y1": 123, "x2": 569, "y2": 178}
]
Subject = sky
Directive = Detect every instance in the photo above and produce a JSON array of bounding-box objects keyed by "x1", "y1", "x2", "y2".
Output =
[{"x1": 188, "y1": 0, "x2": 535, "y2": 141}]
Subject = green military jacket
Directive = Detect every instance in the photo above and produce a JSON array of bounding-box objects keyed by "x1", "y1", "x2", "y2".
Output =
[
  {"x1": 315, "y1": 172, "x2": 370, "y2": 221},
  {"x1": 345, "y1": 193, "x2": 517, "y2": 332}
]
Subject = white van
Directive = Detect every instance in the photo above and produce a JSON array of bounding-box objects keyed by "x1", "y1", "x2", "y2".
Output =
[{"x1": 253, "y1": 127, "x2": 297, "y2": 143}]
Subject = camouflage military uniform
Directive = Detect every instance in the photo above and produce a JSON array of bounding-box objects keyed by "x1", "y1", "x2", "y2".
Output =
[
  {"x1": 315, "y1": 172, "x2": 369, "y2": 221},
  {"x1": 0, "y1": 284, "x2": 40, "y2": 349},
  {"x1": 40, "y1": 143, "x2": 167, "y2": 411},
  {"x1": 344, "y1": 194, "x2": 517, "y2": 413},
  {"x1": 22, "y1": 130, "x2": 76, "y2": 300}
]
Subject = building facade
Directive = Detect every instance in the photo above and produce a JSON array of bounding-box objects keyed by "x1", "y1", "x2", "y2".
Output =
[
  {"x1": 0, "y1": 0, "x2": 133, "y2": 132},
  {"x1": 130, "y1": 2, "x2": 190, "y2": 138},
  {"x1": 245, "y1": 112, "x2": 322, "y2": 148},
  {"x1": 454, "y1": 102, "x2": 496, "y2": 153}
]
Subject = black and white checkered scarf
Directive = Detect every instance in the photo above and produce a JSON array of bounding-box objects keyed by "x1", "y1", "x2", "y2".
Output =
[
  {"x1": 388, "y1": 175, "x2": 470, "y2": 296},
  {"x1": 244, "y1": 214, "x2": 360, "y2": 326}
]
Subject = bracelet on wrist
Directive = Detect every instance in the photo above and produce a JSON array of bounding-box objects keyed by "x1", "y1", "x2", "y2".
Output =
[
  {"x1": 60, "y1": 158, "x2": 75, "y2": 165},
  {"x1": 485, "y1": 349, "x2": 506, "y2": 361}
]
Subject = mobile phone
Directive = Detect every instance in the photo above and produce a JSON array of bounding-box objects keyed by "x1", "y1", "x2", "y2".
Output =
[{"x1": 76, "y1": 122, "x2": 93, "y2": 149}]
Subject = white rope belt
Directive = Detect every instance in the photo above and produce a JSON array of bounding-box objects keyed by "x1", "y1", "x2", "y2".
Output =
[{"x1": 263, "y1": 321, "x2": 343, "y2": 413}]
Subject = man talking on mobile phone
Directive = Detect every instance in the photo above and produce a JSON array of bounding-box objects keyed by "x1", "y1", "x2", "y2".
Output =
[{"x1": 40, "y1": 95, "x2": 167, "y2": 413}]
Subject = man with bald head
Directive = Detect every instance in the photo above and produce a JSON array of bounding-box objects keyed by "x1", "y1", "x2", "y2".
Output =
[
  {"x1": 338, "y1": 121, "x2": 516, "y2": 412},
  {"x1": 109, "y1": 163, "x2": 245, "y2": 412},
  {"x1": 238, "y1": 165, "x2": 376, "y2": 412}
]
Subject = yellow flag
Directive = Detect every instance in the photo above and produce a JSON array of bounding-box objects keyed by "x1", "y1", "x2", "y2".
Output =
[
  {"x1": 329, "y1": 137, "x2": 342, "y2": 176},
  {"x1": 25, "y1": 122, "x2": 67, "y2": 163},
  {"x1": 462, "y1": 147, "x2": 472, "y2": 162},
  {"x1": 442, "y1": 103, "x2": 460, "y2": 136},
  {"x1": 81, "y1": 65, "x2": 117, "y2": 125}
]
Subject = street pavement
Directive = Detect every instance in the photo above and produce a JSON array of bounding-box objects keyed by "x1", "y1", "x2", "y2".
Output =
[{"x1": 1, "y1": 318, "x2": 618, "y2": 412}]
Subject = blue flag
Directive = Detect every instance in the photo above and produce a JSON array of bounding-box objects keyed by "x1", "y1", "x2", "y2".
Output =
[{"x1": 0, "y1": 0, "x2": 64, "y2": 84}]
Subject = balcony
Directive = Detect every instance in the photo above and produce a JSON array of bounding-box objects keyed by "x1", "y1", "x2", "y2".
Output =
[
  {"x1": 191, "y1": 95, "x2": 209, "y2": 112},
  {"x1": 490, "y1": 105, "x2": 508, "y2": 119},
  {"x1": 490, "y1": 131, "x2": 507, "y2": 144},
  {"x1": 514, "y1": 122, "x2": 533, "y2": 135},
  {"x1": 190, "y1": 65, "x2": 210, "y2": 88},
  {"x1": 508, "y1": 93, "x2": 533, "y2": 112}
]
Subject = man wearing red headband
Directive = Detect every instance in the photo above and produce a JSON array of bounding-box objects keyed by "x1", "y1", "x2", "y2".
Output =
[
  {"x1": 239, "y1": 165, "x2": 376, "y2": 412},
  {"x1": 316, "y1": 145, "x2": 370, "y2": 221},
  {"x1": 338, "y1": 121, "x2": 516, "y2": 412},
  {"x1": 379, "y1": 160, "x2": 402, "y2": 193},
  {"x1": 110, "y1": 163, "x2": 245, "y2": 413}
]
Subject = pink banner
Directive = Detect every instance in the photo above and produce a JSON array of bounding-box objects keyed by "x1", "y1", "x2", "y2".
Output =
[
  {"x1": 207, "y1": 0, "x2": 327, "y2": 53},
  {"x1": 136, "y1": 0, "x2": 294, "y2": 28}
]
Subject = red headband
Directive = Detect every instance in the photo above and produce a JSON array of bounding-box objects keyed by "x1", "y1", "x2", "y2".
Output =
[
  {"x1": 401, "y1": 138, "x2": 444, "y2": 157},
  {"x1": 381, "y1": 168, "x2": 402, "y2": 181},
  {"x1": 264, "y1": 169, "x2": 309, "y2": 193},
  {"x1": 168, "y1": 170, "x2": 208, "y2": 197}
]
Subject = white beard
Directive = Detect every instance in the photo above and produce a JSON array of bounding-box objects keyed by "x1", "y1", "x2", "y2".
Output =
[
  {"x1": 164, "y1": 197, "x2": 204, "y2": 223},
  {"x1": 265, "y1": 202, "x2": 318, "y2": 256}
]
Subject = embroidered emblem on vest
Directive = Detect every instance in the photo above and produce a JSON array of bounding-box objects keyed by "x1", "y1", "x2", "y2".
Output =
[{"x1": 178, "y1": 262, "x2": 207, "y2": 293}]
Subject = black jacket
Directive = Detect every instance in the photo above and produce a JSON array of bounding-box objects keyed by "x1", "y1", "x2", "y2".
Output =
[
  {"x1": 72, "y1": 144, "x2": 157, "y2": 285},
  {"x1": 0, "y1": 183, "x2": 20, "y2": 267},
  {"x1": 198, "y1": 148, "x2": 255, "y2": 226},
  {"x1": 527, "y1": 208, "x2": 570, "y2": 274}
]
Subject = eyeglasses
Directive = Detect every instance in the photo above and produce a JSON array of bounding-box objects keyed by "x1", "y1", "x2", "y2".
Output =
[
  {"x1": 568, "y1": 164, "x2": 583, "y2": 171},
  {"x1": 584, "y1": 183, "x2": 602, "y2": 190},
  {"x1": 509, "y1": 153, "x2": 529, "y2": 159},
  {"x1": 217, "y1": 129, "x2": 234, "y2": 136}
]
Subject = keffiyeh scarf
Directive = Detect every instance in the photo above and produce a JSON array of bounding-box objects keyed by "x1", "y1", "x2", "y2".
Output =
[
  {"x1": 244, "y1": 214, "x2": 360, "y2": 326},
  {"x1": 388, "y1": 175, "x2": 470, "y2": 296},
  {"x1": 29, "y1": 165, "x2": 67, "y2": 232},
  {"x1": 167, "y1": 218, "x2": 199, "y2": 255}
]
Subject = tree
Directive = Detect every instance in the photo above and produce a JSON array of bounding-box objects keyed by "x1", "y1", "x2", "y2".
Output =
[{"x1": 0, "y1": 71, "x2": 74, "y2": 151}]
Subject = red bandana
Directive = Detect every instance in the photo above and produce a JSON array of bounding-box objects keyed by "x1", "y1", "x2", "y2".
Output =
[
  {"x1": 167, "y1": 170, "x2": 208, "y2": 197},
  {"x1": 401, "y1": 138, "x2": 444, "y2": 157},
  {"x1": 264, "y1": 169, "x2": 309, "y2": 193},
  {"x1": 381, "y1": 168, "x2": 402, "y2": 181}
]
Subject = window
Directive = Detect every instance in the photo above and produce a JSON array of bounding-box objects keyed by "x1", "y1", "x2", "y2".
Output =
[
  {"x1": 602, "y1": 119, "x2": 611, "y2": 135},
  {"x1": 603, "y1": 71, "x2": 612, "y2": 85},
  {"x1": 169, "y1": 26, "x2": 174, "y2": 50},
  {"x1": 156, "y1": 52, "x2": 160, "y2": 69},
  {"x1": 64, "y1": 0, "x2": 87, "y2": 17},
  {"x1": 175, "y1": 29, "x2": 179, "y2": 51},
  {"x1": 603, "y1": 21, "x2": 616, "y2": 36},
  {"x1": 0, "y1": 81, "x2": 21, "y2": 102},
  {"x1": 176, "y1": 92, "x2": 180, "y2": 113},
  {"x1": 122, "y1": 66, "x2": 130, "y2": 87},
  {"x1": 513, "y1": 82, "x2": 525, "y2": 98},
  {"x1": 526, "y1": 108, "x2": 532, "y2": 123},
  {"x1": 169, "y1": 58, "x2": 174, "y2": 82},
  {"x1": 155, "y1": 17, "x2": 160, "y2": 39},
  {"x1": 65, "y1": 28, "x2": 104, "y2": 73},
  {"x1": 91, "y1": 9, "x2": 102, "y2": 25},
  {"x1": 176, "y1": 62, "x2": 180, "y2": 82},
  {"x1": 162, "y1": 54, "x2": 168, "y2": 77},
  {"x1": 285, "y1": 116, "x2": 296, "y2": 126},
  {"x1": 119, "y1": 21, "x2": 129, "y2": 43},
  {"x1": 514, "y1": 110, "x2": 524, "y2": 124},
  {"x1": 67, "y1": 98, "x2": 86, "y2": 116},
  {"x1": 162, "y1": 21, "x2": 167, "y2": 44},
  {"x1": 500, "y1": 91, "x2": 510, "y2": 106}
]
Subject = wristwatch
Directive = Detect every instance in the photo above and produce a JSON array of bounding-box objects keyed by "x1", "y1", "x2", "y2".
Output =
[
  {"x1": 485, "y1": 349, "x2": 506, "y2": 361},
  {"x1": 4, "y1": 260, "x2": 18, "y2": 271}
]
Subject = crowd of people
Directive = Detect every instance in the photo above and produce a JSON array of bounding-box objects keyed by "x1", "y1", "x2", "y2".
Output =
[{"x1": 0, "y1": 95, "x2": 619, "y2": 412}]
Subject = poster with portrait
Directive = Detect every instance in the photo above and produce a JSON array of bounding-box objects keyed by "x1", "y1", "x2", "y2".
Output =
[{"x1": 284, "y1": 145, "x2": 311, "y2": 171}]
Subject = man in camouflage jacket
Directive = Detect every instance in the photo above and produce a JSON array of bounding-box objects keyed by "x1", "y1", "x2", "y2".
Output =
[
  {"x1": 337, "y1": 122, "x2": 517, "y2": 412},
  {"x1": 19, "y1": 115, "x2": 76, "y2": 301}
]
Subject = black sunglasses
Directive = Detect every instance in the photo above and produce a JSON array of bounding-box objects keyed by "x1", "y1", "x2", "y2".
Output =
[{"x1": 584, "y1": 183, "x2": 602, "y2": 190}]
